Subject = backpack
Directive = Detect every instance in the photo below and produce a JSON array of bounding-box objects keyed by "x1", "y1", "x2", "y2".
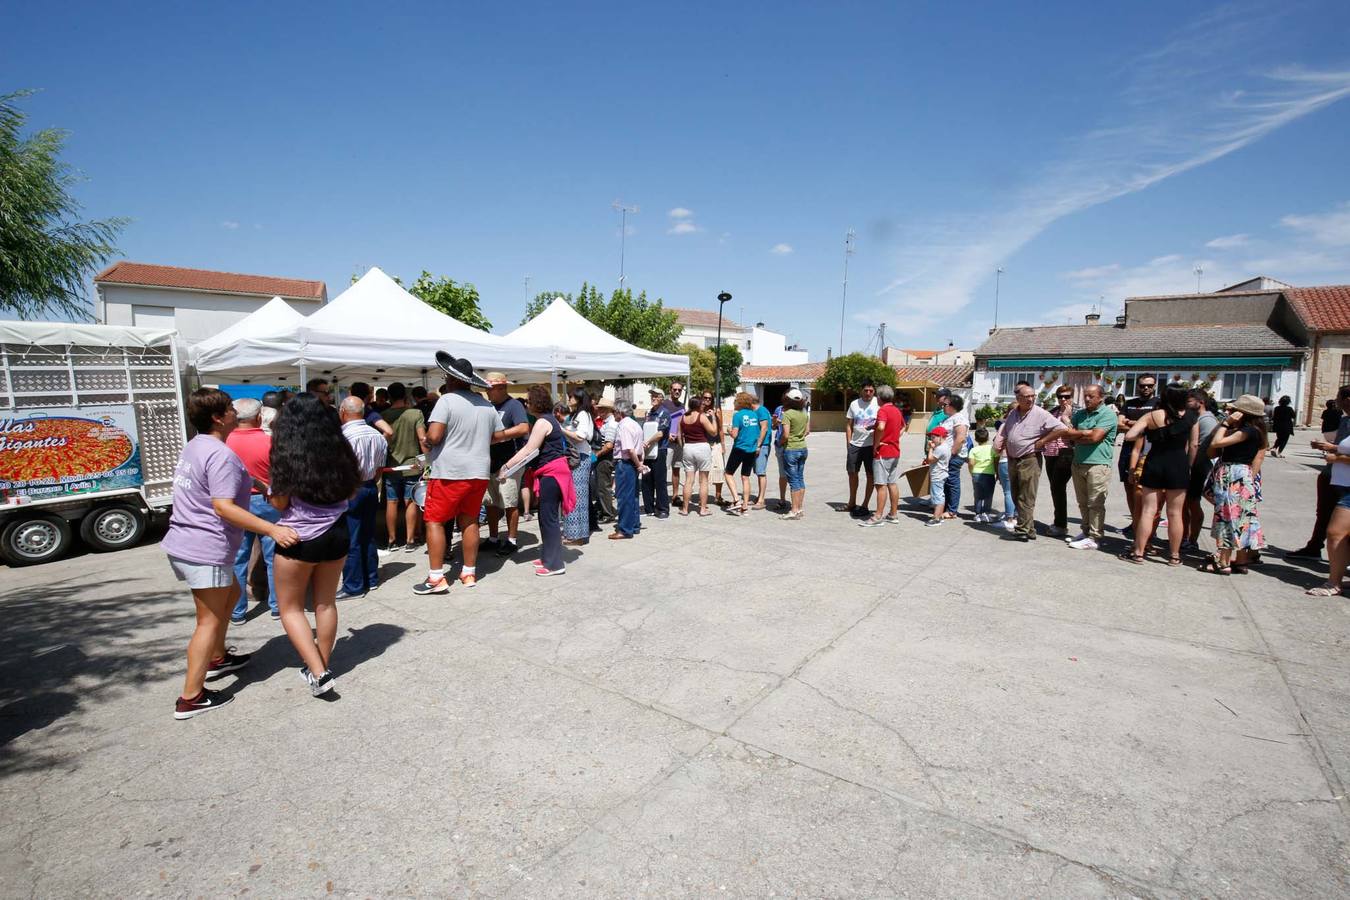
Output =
[{"x1": 563, "y1": 413, "x2": 584, "y2": 469}]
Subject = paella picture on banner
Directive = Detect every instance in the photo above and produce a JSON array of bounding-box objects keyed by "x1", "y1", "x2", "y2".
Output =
[{"x1": 0, "y1": 406, "x2": 143, "y2": 500}]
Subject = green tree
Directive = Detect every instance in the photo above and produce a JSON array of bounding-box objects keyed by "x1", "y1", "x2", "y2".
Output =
[
  {"x1": 409, "y1": 271, "x2": 492, "y2": 331},
  {"x1": 0, "y1": 91, "x2": 126, "y2": 320},
  {"x1": 677, "y1": 341, "x2": 743, "y2": 400},
  {"x1": 520, "y1": 283, "x2": 681, "y2": 353},
  {"x1": 815, "y1": 352, "x2": 896, "y2": 397}
]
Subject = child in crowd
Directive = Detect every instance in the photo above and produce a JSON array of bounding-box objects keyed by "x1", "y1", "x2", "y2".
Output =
[
  {"x1": 968, "y1": 427, "x2": 997, "y2": 523},
  {"x1": 924, "y1": 425, "x2": 951, "y2": 526}
]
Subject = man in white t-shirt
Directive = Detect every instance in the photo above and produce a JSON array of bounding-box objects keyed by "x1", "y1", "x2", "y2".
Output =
[{"x1": 845, "y1": 382, "x2": 880, "y2": 516}]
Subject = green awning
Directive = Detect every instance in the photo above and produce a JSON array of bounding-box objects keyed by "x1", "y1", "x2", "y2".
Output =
[{"x1": 987, "y1": 356, "x2": 1296, "y2": 370}]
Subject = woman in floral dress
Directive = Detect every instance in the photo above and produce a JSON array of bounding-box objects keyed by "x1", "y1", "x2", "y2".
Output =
[
  {"x1": 560, "y1": 388, "x2": 595, "y2": 546},
  {"x1": 1202, "y1": 395, "x2": 1267, "y2": 574}
]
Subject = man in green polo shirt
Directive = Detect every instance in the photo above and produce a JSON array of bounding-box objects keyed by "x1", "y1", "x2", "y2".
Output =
[{"x1": 1036, "y1": 383, "x2": 1117, "y2": 550}]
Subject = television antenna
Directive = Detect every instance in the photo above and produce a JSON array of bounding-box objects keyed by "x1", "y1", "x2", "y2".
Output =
[
  {"x1": 1193, "y1": 263, "x2": 1203, "y2": 293},
  {"x1": 612, "y1": 200, "x2": 639, "y2": 288},
  {"x1": 839, "y1": 228, "x2": 855, "y2": 355}
]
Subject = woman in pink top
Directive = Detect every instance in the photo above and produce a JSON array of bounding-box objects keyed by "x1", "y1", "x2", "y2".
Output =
[
  {"x1": 165, "y1": 389, "x2": 300, "y2": 720},
  {"x1": 268, "y1": 394, "x2": 362, "y2": 697}
]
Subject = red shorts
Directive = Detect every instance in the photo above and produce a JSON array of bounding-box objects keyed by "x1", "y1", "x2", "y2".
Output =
[{"x1": 423, "y1": 478, "x2": 489, "y2": 524}]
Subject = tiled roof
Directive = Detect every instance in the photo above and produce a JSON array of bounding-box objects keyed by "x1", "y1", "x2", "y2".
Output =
[
  {"x1": 671, "y1": 307, "x2": 748, "y2": 330},
  {"x1": 738, "y1": 362, "x2": 972, "y2": 388},
  {"x1": 1284, "y1": 285, "x2": 1350, "y2": 332},
  {"x1": 94, "y1": 261, "x2": 326, "y2": 300},
  {"x1": 739, "y1": 362, "x2": 825, "y2": 383},
  {"x1": 893, "y1": 364, "x2": 973, "y2": 387},
  {"x1": 975, "y1": 323, "x2": 1300, "y2": 357}
]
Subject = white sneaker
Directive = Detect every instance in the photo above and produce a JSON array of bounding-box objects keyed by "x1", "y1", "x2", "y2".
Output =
[
  {"x1": 1066, "y1": 532, "x2": 1087, "y2": 544},
  {"x1": 1068, "y1": 537, "x2": 1099, "y2": 550},
  {"x1": 1001, "y1": 518, "x2": 1018, "y2": 532}
]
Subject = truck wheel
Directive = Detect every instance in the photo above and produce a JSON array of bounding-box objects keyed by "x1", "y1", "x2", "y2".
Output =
[
  {"x1": 0, "y1": 514, "x2": 74, "y2": 566},
  {"x1": 79, "y1": 504, "x2": 148, "y2": 552}
]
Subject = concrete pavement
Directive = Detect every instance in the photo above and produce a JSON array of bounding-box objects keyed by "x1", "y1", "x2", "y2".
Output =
[{"x1": 1, "y1": 431, "x2": 1348, "y2": 897}]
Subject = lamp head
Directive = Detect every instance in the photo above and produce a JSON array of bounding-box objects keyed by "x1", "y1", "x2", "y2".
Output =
[{"x1": 717, "y1": 291, "x2": 732, "y2": 304}]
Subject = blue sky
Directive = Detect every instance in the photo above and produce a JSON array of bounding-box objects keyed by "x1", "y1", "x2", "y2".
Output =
[{"x1": 7, "y1": 1, "x2": 1350, "y2": 356}]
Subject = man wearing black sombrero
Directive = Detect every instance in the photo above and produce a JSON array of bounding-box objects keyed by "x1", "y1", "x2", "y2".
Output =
[{"x1": 415, "y1": 353, "x2": 509, "y2": 593}]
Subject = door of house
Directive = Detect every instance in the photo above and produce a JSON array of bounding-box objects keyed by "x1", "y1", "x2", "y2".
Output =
[{"x1": 1064, "y1": 371, "x2": 1094, "y2": 404}]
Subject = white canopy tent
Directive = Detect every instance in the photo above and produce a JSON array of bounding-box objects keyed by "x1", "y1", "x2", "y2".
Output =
[
  {"x1": 189, "y1": 296, "x2": 306, "y2": 378},
  {"x1": 502, "y1": 297, "x2": 689, "y2": 387},
  {"x1": 191, "y1": 268, "x2": 554, "y2": 385}
]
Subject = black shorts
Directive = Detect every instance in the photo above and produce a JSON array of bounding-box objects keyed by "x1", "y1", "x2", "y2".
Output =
[
  {"x1": 1187, "y1": 459, "x2": 1213, "y2": 500},
  {"x1": 725, "y1": 447, "x2": 756, "y2": 476},
  {"x1": 276, "y1": 518, "x2": 349, "y2": 563},
  {"x1": 846, "y1": 444, "x2": 874, "y2": 474}
]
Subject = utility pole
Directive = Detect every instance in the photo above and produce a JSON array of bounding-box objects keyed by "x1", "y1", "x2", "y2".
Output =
[
  {"x1": 994, "y1": 267, "x2": 1004, "y2": 329},
  {"x1": 1194, "y1": 263, "x2": 1203, "y2": 293},
  {"x1": 523, "y1": 274, "x2": 532, "y2": 305},
  {"x1": 839, "y1": 228, "x2": 855, "y2": 356},
  {"x1": 612, "y1": 200, "x2": 638, "y2": 289}
]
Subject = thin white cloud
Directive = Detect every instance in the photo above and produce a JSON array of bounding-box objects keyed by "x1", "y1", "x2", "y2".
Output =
[
  {"x1": 1280, "y1": 201, "x2": 1350, "y2": 246},
  {"x1": 1065, "y1": 264, "x2": 1120, "y2": 280},
  {"x1": 1053, "y1": 198, "x2": 1350, "y2": 315},
  {"x1": 770, "y1": 243, "x2": 794, "y2": 255},
  {"x1": 867, "y1": 4, "x2": 1350, "y2": 343},
  {"x1": 221, "y1": 220, "x2": 240, "y2": 230},
  {"x1": 666, "y1": 207, "x2": 702, "y2": 235}
]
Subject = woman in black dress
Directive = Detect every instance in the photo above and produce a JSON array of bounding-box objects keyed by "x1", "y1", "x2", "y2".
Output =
[
  {"x1": 1121, "y1": 382, "x2": 1198, "y2": 566},
  {"x1": 1271, "y1": 396, "x2": 1296, "y2": 456}
]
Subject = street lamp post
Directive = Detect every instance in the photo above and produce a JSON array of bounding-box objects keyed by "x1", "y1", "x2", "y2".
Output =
[
  {"x1": 994, "y1": 267, "x2": 1004, "y2": 329},
  {"x1": 714, "y1": 291, "x2": 732, "y2": 405}
]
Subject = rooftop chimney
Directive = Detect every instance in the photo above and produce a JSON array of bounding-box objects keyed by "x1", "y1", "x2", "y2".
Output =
[{"x1": 1085, "y1": 312, "x2": 1101, "y2": 325}]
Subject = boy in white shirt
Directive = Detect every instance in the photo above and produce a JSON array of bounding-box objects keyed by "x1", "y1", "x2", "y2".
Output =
[{"x1": 924, "y1": 425, "x2": 952, "y2": 526}]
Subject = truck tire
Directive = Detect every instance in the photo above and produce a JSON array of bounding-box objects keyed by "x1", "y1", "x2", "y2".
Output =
[
  {"x1": 0, "y1": 514, "x2": 74, "y2": 567},
  {"x1": 79, "y1": 503, "x2": 148, "y2": 553}
]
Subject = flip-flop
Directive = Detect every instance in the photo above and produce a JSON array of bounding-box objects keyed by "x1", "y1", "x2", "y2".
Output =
[{"x1": 1305, "y1": 584, "x2": 1343, "y2": 596}]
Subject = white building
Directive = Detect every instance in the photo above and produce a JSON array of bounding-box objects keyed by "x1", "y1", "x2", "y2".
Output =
[
  {"x1": 670, "y1": 308, "x2": 807, "y2": 366},
  {"x1": 882, "y1": 345, "x2": 973, "y2": 367},
  {"x1": 94, "y1": 262, "x2": 327, "y2": 346}
]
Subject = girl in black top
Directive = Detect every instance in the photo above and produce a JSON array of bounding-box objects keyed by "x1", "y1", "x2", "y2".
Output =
[
  {"x1": 1121, "y1": 383, "x2": 1198, "y2": 566},
  {"x1": 1322, "y1": 400, "x2": 1341, "y2": 435},
  {"x1": 1271, "y1": 396, "x2": 1296, "y2": 456},
  {"x1": 500, "y1": 385, "x2": 568, "y2": 576}
]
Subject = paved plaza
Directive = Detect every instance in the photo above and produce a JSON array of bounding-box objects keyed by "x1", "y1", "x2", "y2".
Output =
[{"x1": 2, "y1": 432, "x2": 1349, "y2": 897}]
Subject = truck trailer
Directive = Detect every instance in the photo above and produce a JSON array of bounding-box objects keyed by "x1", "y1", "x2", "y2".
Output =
[{"x1": 0, "y1": 322, "x2": 187, "y2": 566}]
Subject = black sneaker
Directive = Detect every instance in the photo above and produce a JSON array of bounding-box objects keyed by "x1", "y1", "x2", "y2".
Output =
[
  {"x1": 412, "y1": 574, "x2": 449, "y2": 595},
  {"x1": 495, "y1": 539, "x2": 517, "y2": 557},
  {"x1": 205, "y1": 649, "x2": 251, "y2": 680},
  {"x1": 1285, "y1": 546, "x2": 1323, "y2": 560},
  {"x1": 174, "y1": 688, "x2": 234, "y2": 719}
]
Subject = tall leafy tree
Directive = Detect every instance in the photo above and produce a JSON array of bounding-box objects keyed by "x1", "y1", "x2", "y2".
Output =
[
  {"x1": 815, "y1": 352, "x2": 896, "y2": 399},
  {"x1": 0, "y1": 91, "x2": 125, "y2": 320},
  {"x1": 520, "y1": 283, "x2": 681, "y2": 353},
  {"x1": 679, "y1": 341, "x2": 744, "y2": 399},
  {"x1": 408, "y1": 271, "x2": 492, "y2": 331}
]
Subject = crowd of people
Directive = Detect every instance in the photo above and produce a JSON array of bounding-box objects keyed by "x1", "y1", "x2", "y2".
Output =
[{"x1": 164, "y1": 354, "x2": 1341, "y2": 720}]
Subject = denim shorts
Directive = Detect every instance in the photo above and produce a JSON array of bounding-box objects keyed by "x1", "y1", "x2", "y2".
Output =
[
  {"x1": 782, "y1": 448, "x2": 808, "y2": 491},
  {"x1": 929, "y1": 471, "x2": 947, "y2": 506},
  {"x1": 755, "y1": 443, "x2": 771, "y2": 477},
  {"x1": 1337, "y1": 485, "x2": 1350, "y2": 510},
  {"x1": 383, "y1": 471, "x2": 418, "y2": 503}
]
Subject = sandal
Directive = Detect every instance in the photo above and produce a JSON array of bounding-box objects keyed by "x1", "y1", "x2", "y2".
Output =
[
  {"x1": 1118, "y1": 551, "x2": 1145, "y2": 565},
  {"x1": 1167, "y1": 555, "x2": 1182, "y2": 567},
  {"x1": 698, "y1": 510, "x2": 713, "y2": 517},
  {"x1": 1231, "y1": 564, "x2": 1248, "y2": 575},
  {"x1": 1198, "y1": 556, "x2": 1232, "y2": 575},
  {"x1": 1305, "y1": 583, "x2": 1344, "y2": 597}
]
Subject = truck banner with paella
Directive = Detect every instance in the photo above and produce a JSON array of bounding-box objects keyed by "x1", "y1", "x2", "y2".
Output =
[{"x1": 0, "y1": 406, "x2": 143, "y2": 501}]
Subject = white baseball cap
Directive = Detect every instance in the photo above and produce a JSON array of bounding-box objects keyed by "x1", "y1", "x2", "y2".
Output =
[{"x1": 785, "y1": 388, "x2": 804, "y2": 401}]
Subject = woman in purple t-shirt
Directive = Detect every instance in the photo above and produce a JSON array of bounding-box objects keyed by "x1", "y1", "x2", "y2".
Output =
[
  {"x1": 268, "y1": 394, "x2": 362, "y2": 697},
  {"x1": 166, "y1": 389, "x2": 300, "y2": 720}
]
